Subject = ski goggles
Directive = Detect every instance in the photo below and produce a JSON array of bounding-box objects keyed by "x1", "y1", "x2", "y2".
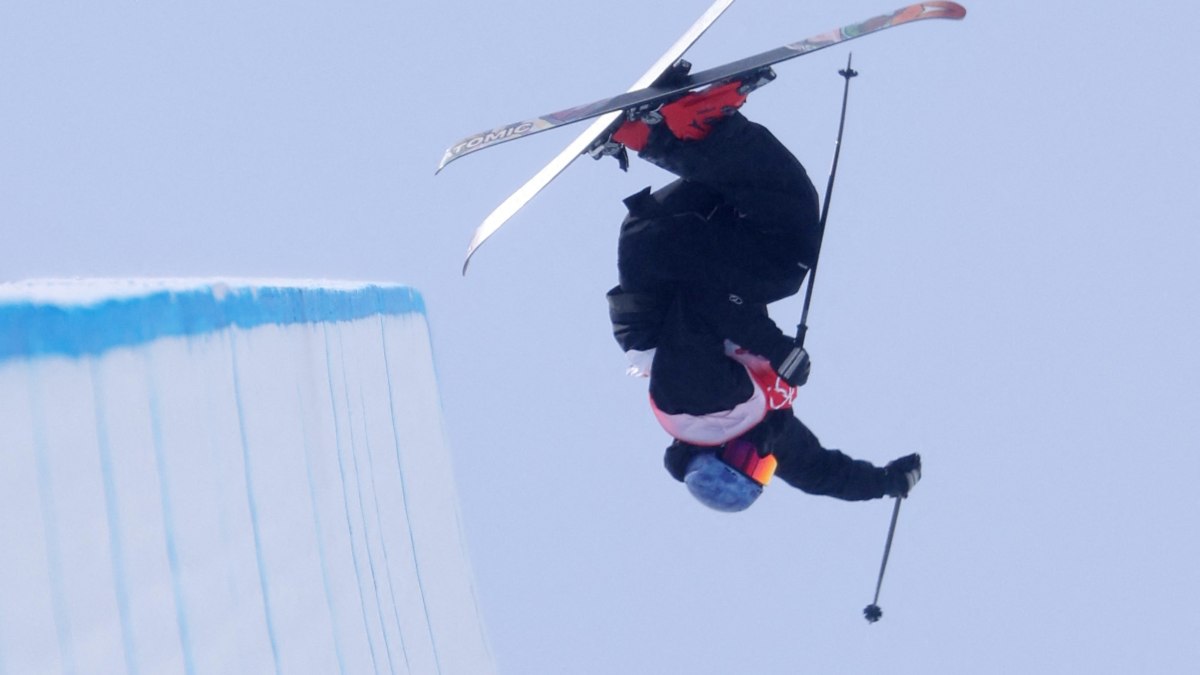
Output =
[{"x1": 720, "y1": 438, "x2": 777, "y2": 487}]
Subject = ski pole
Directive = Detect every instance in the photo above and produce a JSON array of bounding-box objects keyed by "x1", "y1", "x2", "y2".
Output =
[
  {"x1": 796, "y1": 53, "x2": 857, "y2": 348},
  {"x1": 863, "y1": 496, "x2": 902, "y2": 623}
]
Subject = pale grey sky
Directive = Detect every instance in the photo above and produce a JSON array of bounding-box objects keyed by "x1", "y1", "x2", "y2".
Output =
[{"x1": 3, "y1": 1, "x2": 1198, "y2": 673}]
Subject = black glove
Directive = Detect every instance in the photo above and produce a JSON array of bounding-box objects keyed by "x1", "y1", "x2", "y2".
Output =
[
  {"x1": 771, "y1": 344, "x2": 811, "y2": 387},
  {"x1": 883, "y1": 453, "x2": 922, "y2": 498}
]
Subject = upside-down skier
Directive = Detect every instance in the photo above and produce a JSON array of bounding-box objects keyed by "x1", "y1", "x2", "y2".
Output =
[{"x1": 605, "y1": 82, "x2": 921, "y2": 511}]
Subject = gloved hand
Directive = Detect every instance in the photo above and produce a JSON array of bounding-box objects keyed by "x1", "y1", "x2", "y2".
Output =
[
  {"x1": 883, "y1": 453, "x2": 922, "y2": 498},
  {"x1": 771, "y1": 345, "x2": 811, "y2": 387}
]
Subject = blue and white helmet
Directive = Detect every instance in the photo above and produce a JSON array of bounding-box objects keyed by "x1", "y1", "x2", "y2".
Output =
[{"x1": 684, "y1": 452, "x2": 763, "y2": 512}]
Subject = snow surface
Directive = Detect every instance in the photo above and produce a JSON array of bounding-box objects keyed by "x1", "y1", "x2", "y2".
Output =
[
  {"x1": 0, "y1": 278, "x2": 396, "y2": 305},
  {"x1": 0, "y1": 279, "x2": 494, "y2": 674}
]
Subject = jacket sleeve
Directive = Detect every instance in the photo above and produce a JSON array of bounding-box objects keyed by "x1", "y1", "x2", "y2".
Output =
[
  {"x1": 750, "y1": 411, "x2": 888, "y2": 501},
  {"x1": 606, "y1": 285, "x2": 667, "y2": 353}
]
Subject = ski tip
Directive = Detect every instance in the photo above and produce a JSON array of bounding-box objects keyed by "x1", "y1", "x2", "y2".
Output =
[
  {"x1": 436, "y1": 150, "x2": 456, "y2": 174},
  {"x1": 462, "y1": 238, "x2": 485, "y2": 276},
  {"x1": 927, "y1": 1, "x2": 967, "y2": 20}
]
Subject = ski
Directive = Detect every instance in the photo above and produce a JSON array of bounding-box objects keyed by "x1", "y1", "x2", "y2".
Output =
[
  {"x1": 457, "y1": 0, "x2": 736, "y2": 273},
  {"x1": 438, "y1": 2, "x2": 965, "y2": 173}
]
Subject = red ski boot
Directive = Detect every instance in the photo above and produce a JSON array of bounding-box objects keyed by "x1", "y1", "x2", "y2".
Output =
[{"x1": 612, "y1": 77, "x2": 753, "y2": 152}]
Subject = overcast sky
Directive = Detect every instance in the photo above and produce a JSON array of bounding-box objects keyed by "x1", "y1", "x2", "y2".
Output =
[{"x1": 3, "y1": 1, "x2": 1198, "y2": 673}]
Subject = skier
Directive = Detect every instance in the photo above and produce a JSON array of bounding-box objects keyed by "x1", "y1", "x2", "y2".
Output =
[{"x1": 606, "y1": 83, "x2": 921, "y2": 511}]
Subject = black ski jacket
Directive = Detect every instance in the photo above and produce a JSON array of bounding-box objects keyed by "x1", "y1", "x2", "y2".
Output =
[
  {"x1": 610, "y1": 112, "x2": 820, "y2": 414},
  {"x1": 607, "y1": 285, "x2": 796, "y2": 415},
  {"x1": 610, "y1": 113, "x2": 889, "y2": 501},
  {"x1": 615, "y1": 112, "x2": 821, "y2": 304}
]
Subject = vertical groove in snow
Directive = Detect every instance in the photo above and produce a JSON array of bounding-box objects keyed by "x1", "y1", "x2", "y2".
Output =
[
  {"x1": 144, "y1": 352, "x2": 195, "y2": 675},
  {"x1": 1, "y1": 281, "x2": 493, "y2": 674},
  {"x1": 322, "y1": 323, "x2": 382, "y2": 675},
  {"x1": 379, "y1": 315, "x2": 443, "y2": 674},
  {"x1": 88, "y1": 360, "x2": 136, "y2": 674},
  {"x1": 335, "y1": 325, "x2": 398, "y2": 675},
  {"x1": 228, "y1": 330, "x2": 282, "y2": 675},
  {"x1": 28, "y1": 360, "x2": 76, "y2": 675},
  {"x1": 355, "y1": 381, "x2": 411, "y2": 674},
  {"x1": 296, "y1": 378, "x2": 349, "y2": 675}
]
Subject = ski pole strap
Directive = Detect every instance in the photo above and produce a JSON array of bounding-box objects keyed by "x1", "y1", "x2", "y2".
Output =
[{"x1": 720, "y1": 438, "x2": 777, "y2": 486}]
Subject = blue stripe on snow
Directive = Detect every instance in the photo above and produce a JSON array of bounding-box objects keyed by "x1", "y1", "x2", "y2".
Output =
[
  {"x1": 355, "y1": 382, "x2": 411, "y2": 674},
  {"x1": 296, "y1": 380, "x2": 349, "y2": 675},
  {"x1": 28, "y1": 363, "x2": 77, "y2": 675},
  {"x1": 229, "y1": 333, "x2": 283, "y2": 675},
  {"x1": 379, "y1": 320, "x2": 443, "y2": 675},
  {"x1": 338, "y1": 345, "x2": 398, "y2": 675},
  {"x1": 145, "y1": 365, "x2": 197, "y2": 675},
  {"x1": 0, "y1": 284, "x2": 426, "y2": 362},
  {"x1": 89, "y1": 365, "x2": 138, "y2": 675},
  {"x1": 322, "y1": 325, "x2": 382, "y2": 675}
]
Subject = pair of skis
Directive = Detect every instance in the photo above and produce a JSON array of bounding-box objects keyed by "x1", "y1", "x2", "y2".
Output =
[{"x1": 439, "y1": 1, "x2": 967, "y2": 273}]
